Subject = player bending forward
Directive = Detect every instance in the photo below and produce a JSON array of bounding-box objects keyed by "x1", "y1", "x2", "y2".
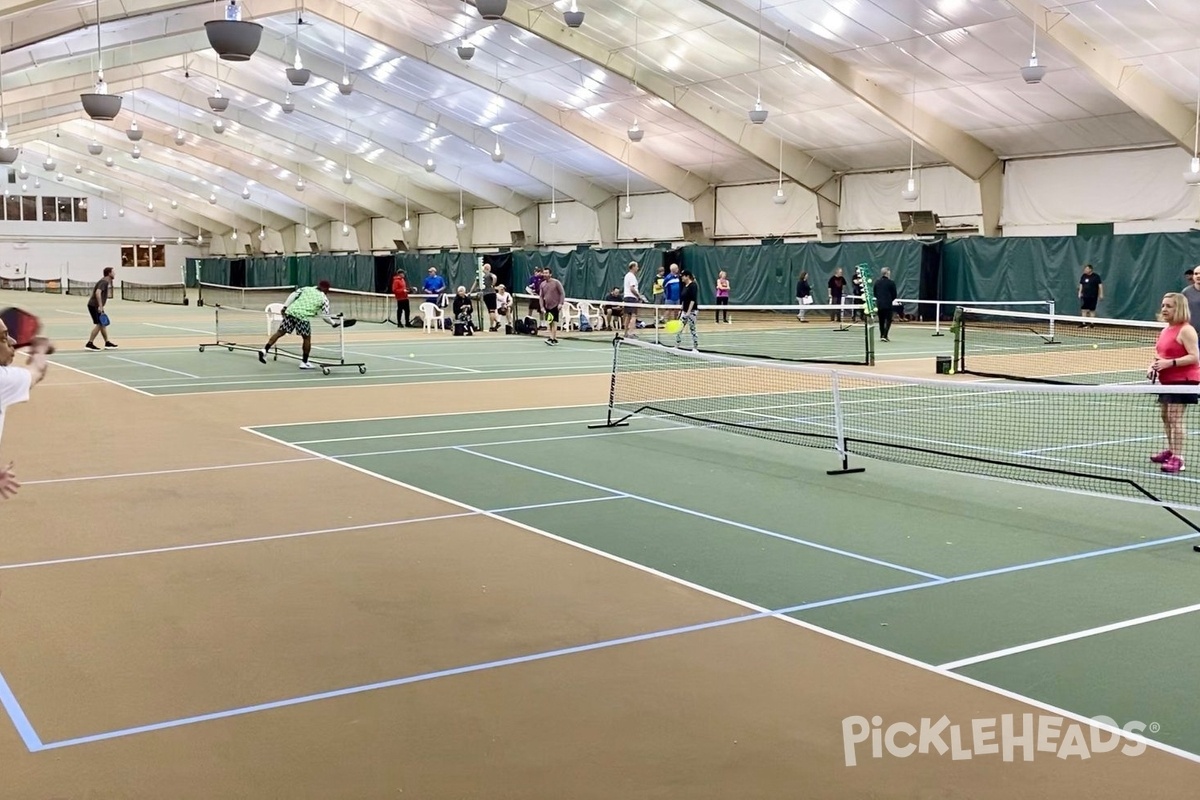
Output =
[{"x1": 258, "y1": 280, "x2": 341, "y2": 370}]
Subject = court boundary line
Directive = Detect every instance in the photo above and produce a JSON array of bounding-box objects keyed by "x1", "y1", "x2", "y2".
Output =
[
  {"x1": 20, "y1": 426, "x2": 1197, "y2": 764},
  {"x1": 0, "y1": 496, "x2": 625, "y2": 573},
  {"x1": 22, "y1": 457, "x2": 323, "y2": 486},
  {"x1": 939, "y1": 601, "x2": 1200, "y2": 671},
  {"x1": 107, "y1": 355, "x2": 199, "y2": 379},
  {"x1": 43, "y1": 358, "x2": 154, "y2": 397},
  {"x1": 3, "y1": 428, "x2": 1198, "y2": 762}
]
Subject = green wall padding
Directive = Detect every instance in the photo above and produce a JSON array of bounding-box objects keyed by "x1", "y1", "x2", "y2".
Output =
[{"x1": 942, "y1": 233, "x2": 1200, "y2": 322}]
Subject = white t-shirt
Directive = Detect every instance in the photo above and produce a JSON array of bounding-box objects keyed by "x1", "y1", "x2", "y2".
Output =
[
  {"x1": 0, "y1": 366, "x2": 32, "y2": 448},
  {"x1": 623, "y1": 271, "x2": 640, "y2": 299}
]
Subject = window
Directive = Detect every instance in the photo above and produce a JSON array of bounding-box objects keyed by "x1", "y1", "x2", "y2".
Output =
[
  {"x1": 136, "y1": 245, "x2": 151, "y2": 267},
  {"x1": 73, "y1": 197, "x2": 87, "y2": 223},
  {"x1": 151, "y1": 244, "x2": 165, "y2": 267},
  {"x1": 57, "y1": 197, "x2": 73, "y2": 222},
  {"x1": 21, "y1": 195, "x2": 36, "y2": 221},
  {"x1": 42, "y1": 196, "x2": 56, "y2": 221},
  {"x1": 5, "y1": 195, "x2": 18, "y2": 221},
  {"x1": 120, "y1": 246, "x2": 135, "y2": 268}
]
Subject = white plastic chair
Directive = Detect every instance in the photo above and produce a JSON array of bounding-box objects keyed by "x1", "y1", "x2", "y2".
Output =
[
  {"x1": 419, "y1": 301, "x2": 444, "y2": 333},
  {"x1": 577, "y1": 301, "x2": 604, "y2": 331},
  {"x1": 265, "y1": 302, "x2": 285, "y2": 335},
  {"x1": 561, "y1": 300, "x2": 578, "y2": 330}
]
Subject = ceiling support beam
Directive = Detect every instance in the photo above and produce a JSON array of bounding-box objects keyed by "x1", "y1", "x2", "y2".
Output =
[
  {"x1": 1006, "y1": 0, "x2": 1195, "y2": 153},
  {"x1": 690, "y1": 0, "x2": 1000, "y2": 182}
]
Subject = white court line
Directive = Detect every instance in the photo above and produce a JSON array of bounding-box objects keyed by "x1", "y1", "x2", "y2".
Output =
[
  {"x1": 127, "y1": 363, "x2": 611, "y2": 391},
  {"x1": 242, "y1": 427, "x2": 1200, "y2": 766},
  {"x1": 53, "y1": 308, "x2": 87, "y2": 316},
  {"x1": 336, "y1": 421, "x2": 689, "y2": 458},
  {"x1": 337, "y1": 348, "x2": 479, "y2": 373},
  {"x1": 252, "y1": 401, "x2": 604, "y2": 429},
  {"x1": 143, "y1": 322, "x2": 214, "y2": 335},
  {"x1": 45, "y1": 358, "x2": 154, "y2": 396},
  {"x1": 293, "y1": 416, "x2": 613, "y2": 445},
  {"x1": 23, "y1": 457, "x2": 321, "y2": 486},
  {"x1": 0, "y1": 495, "x2": 627, "y2": 572},
  {"x1": 939, "y1": 601, "x2": 1200, "y2": 671},
  {"x1": 107, "y1": 355, "x2": 199, "y2": 379}
]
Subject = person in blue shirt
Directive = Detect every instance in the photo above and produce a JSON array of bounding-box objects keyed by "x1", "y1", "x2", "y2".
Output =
[
  {"x1": 662, "y1": 265, "x2": 682, "y2": 320},
  {"x1": 422, "y1": 268, "x2": 447, "y2": 307}
]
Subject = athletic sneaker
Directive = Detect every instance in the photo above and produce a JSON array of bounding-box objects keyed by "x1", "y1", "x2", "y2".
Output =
[
  {"x1": 105, "y1": 342, "x2": 117, "y2": 348},
  {"x1": 85, "y1": 342, "x2": 99, "y2": 350},
  {"x1": 258, "y1": 349, "x2": 267, "y2": 364},
  {"x1": 1163, "y1": 456, "x2": 1185, "y2": 473},
  {"x1": 299, "y1": 361, "x2": 316, "y2": 370},
  {"x1": 1150, "y1": 450, "x2": 1173, "y2": 464}
]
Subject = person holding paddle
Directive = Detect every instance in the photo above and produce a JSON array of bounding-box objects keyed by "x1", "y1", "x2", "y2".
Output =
[
  {"x1": 0, "y1": 308, "x2": 53, "y2": 500},
  {"x1": 257, "y1": 280, "x2": 345, "y2": 371},
  {"x1": 85, "y1": 266, "x2": 117, "y2": 351}
]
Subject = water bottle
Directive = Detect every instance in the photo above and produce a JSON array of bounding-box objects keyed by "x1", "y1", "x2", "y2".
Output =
[{"x1": 225, "y1": 0, "x2": 240, "y2": 21}]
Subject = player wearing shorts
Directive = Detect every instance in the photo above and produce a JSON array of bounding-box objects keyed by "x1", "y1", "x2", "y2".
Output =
[
  {"x1": 538, "y1": 272, "x2": 565, "y2": 346},
  {"x1": 1078, "y1": 264, "x2": 1103, "y2": 324},
  {"x1": 1150, "y1": 292, "x2": 1200, "y2": 474},
  {"x1": 258, "y1": 280, "x2": 340, "y2": 370},
  {"x1": 85, "y1": 267, "x2": 117, "y2": 350}
]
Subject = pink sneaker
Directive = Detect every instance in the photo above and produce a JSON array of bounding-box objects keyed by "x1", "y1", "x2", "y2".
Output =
[
  {"x1": 1162, "y1": 456, "x2": 1185, "y2": 474},
  {"x1": 1150, "y1": 450, "x2": 1173, "y2": 464}
]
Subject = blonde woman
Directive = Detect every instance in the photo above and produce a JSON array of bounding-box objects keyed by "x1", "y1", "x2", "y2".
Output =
[
  {"x1": 714, "y1": 271, "x2": 730, "y2": 323},
  {"x1": 1150, "y1": 292, "x2": 1200, "y2": 473}
]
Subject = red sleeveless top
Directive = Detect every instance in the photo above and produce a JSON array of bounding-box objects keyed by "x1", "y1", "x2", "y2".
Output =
[{"x1": 1156, "y1": 324, "x2": 1200, "y2": 383}]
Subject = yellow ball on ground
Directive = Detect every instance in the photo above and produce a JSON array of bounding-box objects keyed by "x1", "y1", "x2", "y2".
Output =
[{"x1": 1092, "y1": 344, "x2": 1098, "y2": 349}]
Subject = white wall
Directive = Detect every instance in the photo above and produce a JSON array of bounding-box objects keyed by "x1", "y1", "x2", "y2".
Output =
[
  {"x1": 417, "y1": 212, "x2": 459, "y2": 250},
  {"x1": 715, "y1": 182, "x2": 819, "y2": 238},
  {"x1": 617, "y1": 192, "x2": 693, "y2": 243},
  {"x1": 839, "y1": 166, "x2": 982, "y2": 233},
  {"x1": 540, "y1": 200, "x2": 600, "y2": 245},
  {"x1": 472, "y1": 207, "x2": 521, "y2": 247}
]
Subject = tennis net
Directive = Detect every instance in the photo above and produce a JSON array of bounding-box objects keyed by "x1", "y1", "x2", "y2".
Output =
[
  {"x1": 197, "y1": 282, "x2": 298, "y2": 310},
  {"x1": 67, "y1": 279, "x2": 95, "y2": 297},
  {"x1": 596, "y1": 337, "x2": 1200, "y2": 512},
  {"x1": 121, "y1": 281, "x2": 188, "y2": 305},
  {"x1": 514, "y1": 293, "x2": 874, "y2": 366},
  {"x1": 0, "y1": 277, "x2": 25, "y2": 290},
  {"x1": 197, "y1": 304, "x2": 366, "y2": 374},
  {"x1": 954, "y1": 306, "x2": 1161, "y2": 384}
]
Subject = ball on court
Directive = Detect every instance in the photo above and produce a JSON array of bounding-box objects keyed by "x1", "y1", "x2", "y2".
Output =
[
  {"x1": 664, "y1": 319, "x2": 684, "y2": 334},
  {"x1": 409, "y1": 353, "x2": 415, "y2": 358},
  {"x1": 1092, "y1": 344, "x2": 1098, "y2": 349}
]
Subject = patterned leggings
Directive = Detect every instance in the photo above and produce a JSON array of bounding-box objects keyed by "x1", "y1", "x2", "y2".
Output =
[{"x1": 675, "y1": 311, "x2": 698, "y2": 348}]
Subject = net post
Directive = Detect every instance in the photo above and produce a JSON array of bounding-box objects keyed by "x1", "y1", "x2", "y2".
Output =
[
  {"x1": 1048, "y1": 299, "x2": 1056, "y2": 342},
  {"x1": 931, "y1": 300, "x2": 944, "y2": 336},
  {"x1": 825, "y1": 371, "x2": 865, "y2": 476},
  {"x1": 588, "y1": 336, "x2": 630, "y2": 429}
]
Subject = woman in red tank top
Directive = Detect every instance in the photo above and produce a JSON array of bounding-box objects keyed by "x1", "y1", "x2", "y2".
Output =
[{"x1": 1150, "y1": 292, "x2": 1200, "y2": 473}]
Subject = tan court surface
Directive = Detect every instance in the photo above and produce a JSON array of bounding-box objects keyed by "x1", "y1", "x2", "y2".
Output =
[{"x1": 1, "y1": 294, "x2": 1199, "y2": 798}]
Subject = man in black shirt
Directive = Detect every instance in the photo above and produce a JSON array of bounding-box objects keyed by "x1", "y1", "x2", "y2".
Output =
[
  {"x1": 828, "y1": 268, "x2": 847, "y2": 322},
  {"x1": 85, "y1": 267, "x2": 117, "y2": 350},
  {"x1": 675, "y1": 270, "x2": 699, "y2": 350},
  {"x1": 873, "y1": 267, "x2": 898, "y2": 342},
  {"x1": 1078, "y1": 264, "x2": 1103, "y2": 326}
]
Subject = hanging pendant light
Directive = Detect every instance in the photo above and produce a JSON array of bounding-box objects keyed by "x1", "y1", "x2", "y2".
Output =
[
  {"x1": 131, "y1": 145, "x2": 142, "y2": 160},
  {"x1": 901, "y1": 74, "x2": 919, "y2": 202},
  {"x1": 126, "y1": 118, "x2": 142, "y2": 141},
  {"x1": 1021, "y1": 21, "x2": 1047, "y2": 84},
  {"x1": 424, "y1": 156, "x2": 436, "y2": 172},
  {"x1": 287, "y1": 26, "x2": 311, "y2": 86},
  {"x1": 213, "y1": 119, "x2": 226, "y2": 134},
  {"x1": 748, "y1": 1, "x2": 768, "y2": 124},
  {"x1": 564, "y1": 0, "x2": 584, "y2": 27},
  {"x1": 174, "y1": 129, "x2": 186, "y2": 146},
  {"x1": 491, "y1": 136, "x2": 504, "y2": 163},
  {"x1": 1185, "y1": 62, "x2": 1200, "y2": 186},
  {"x1": 772, "y1": 136, "x2": 786, "y2": 204},
  {"x1": 457, "y1": 39, "x2": 475, "y2": 60},
  {"x1": 476, "y1": 0, "x2": 507, "y2": 20},
  {"x1": 80, "y1": 0, "x2": 123, "y2": 120},
  {"x1": 88, "y1": 139, "x2": 103, "y2": 155},
  {"x1": 620, "y1": 168, "x2": 634, "y2": 219},
  {"x1": 205, "y1": 0, "x2": 263, "y2": 62},
  {"x1": 281, "y1": 93, "x2": 295, "y2": 114},
  {"x1": 42, "y1": 155, "x2": 55, "y2": 172}
]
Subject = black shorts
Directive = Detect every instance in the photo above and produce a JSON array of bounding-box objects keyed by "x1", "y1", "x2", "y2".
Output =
[
  {"x1": 277, "y1": 313, "x2": 312, "y2": 338},
  {"x1": 1159, "y1": 381, "x2": 1199, "y2": 404},
  {"x1": 87, "y1": 305, "x2": 102, "y2": 325},
  {"x1": 544, "y1": 306, "x2": 560, "y2": 323},
  {"x1": 483, "y1": 293, "x2": 497, "y2": 311},
  {"x1": 1080, "y1": 296, "x2": 1098, "y2": 311}
]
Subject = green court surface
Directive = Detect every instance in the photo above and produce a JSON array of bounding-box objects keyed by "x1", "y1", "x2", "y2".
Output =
[
  {"x1": 250, "y1": 405, "x2": 1200, "y2": 756},
  {"x1": 7, "y1": 290, "x2": 963, "y2": 394}
]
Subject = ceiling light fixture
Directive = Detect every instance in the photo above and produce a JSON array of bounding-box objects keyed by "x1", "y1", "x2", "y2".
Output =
[
  {"x1": 491, "y1": 135, "x2": 504, "y2": 163},
  {"x1": 476, "y1": 0, "x2": 507, "y2": 21},
  {"x1": 749, "y1": 0, "x2": 768, "y2": 124},
  {"x1": 131, "y1": 145, "x2": 142, "y2": 160},
  {"x1": 457, "y1": 39, "x2": 475, "y2": 60},
  {"x1": 80, "y1": 0, "x2": 122, "y2": 120},
  {"x1": 281, "y1": 93, "x2": 295, "y2": 113},
  {"x1": 174, "y1": 128, "x2": 186, "y2": 145},
  {"x1": 1021, "y1": 17, "x2": 1047, "y2": 84},
  {"x1": 901, "y1": 73, "x2": 919, "y2": 202},
  {"x1": 564, "y1": 0, "x2": 584, "y2": 28},
  {"x1": 620, "y1": 166, "x2": 633, "y2": 219},
  {"x1": 772, "y1": 135, "x2": 786, "y2": 204},
  {"x1": 88, "y1": 139, "x2": 103, "y2": 155},
  {"x1": 628, "y1": 17, "x2": 644, "y2": 142},
  {"x1": 126, "y1": 118, "x2": 142, "y2": 142},
  {"x1": 1186, "y1": 56, "x2": 1200, "y2": 186},
  {"x1": 42, "y1": 155, "x2": 55, "y2": 171},
  {"x1": 205, "y1": 0, "x2": 263, "y2": 62},
  {"x1": 213, "y1": 119, "x2": 226, "y2": 133},
  {"x1": 287, "y1": 20, "x2": 311, "y2": 85},
  {"x1": 424, "y1": 156, "x2": 435, "y2": 172}
]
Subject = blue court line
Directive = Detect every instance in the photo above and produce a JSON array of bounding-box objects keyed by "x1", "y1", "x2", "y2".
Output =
[
  {"x1": 0, "y1": 668, "x2": 43, "y2": 752},
  {"x1": 28, "y1": 522, "x2": 1200, "y2": 752},
  {"x1": 451, "y1": 446, "x2": 946, "y2": 581}
]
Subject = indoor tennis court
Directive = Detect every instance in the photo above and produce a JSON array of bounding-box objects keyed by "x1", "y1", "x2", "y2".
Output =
[{"x1": 3, "y1": 290, "x2": 1200, "y2": 798}]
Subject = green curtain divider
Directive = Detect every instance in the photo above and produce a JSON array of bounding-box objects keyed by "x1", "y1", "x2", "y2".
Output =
[
  {"x1": 246, "y1": 257, "x2": 289, "y2": 288},
  {"x1": 942, "y1": 232, "x2": 1200, "y2": 322},
  {"x1": 196, "y1": 257, "x2": 230, "y2": 286}
]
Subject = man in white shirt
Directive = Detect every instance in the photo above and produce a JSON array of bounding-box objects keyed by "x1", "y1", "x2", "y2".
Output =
[
  {"x1": 0, "y1": 318, "x2": 51, "y2": 499},
  {"x1": 622, "y1": 261, "x2": 646, "y2": 338}
]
